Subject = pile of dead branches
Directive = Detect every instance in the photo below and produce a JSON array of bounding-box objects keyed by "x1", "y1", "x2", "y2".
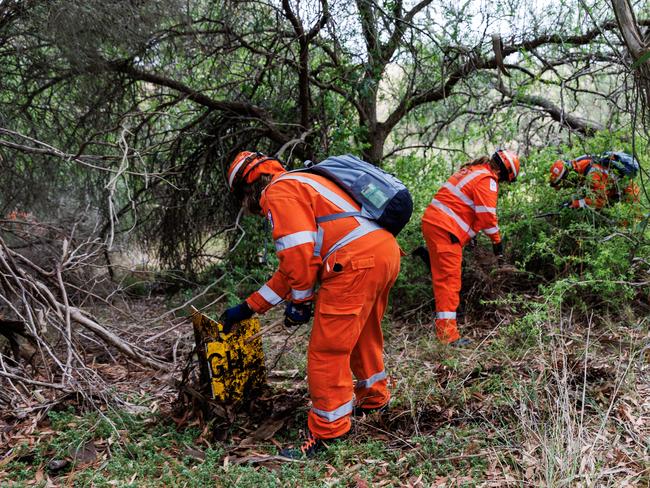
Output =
[{"x1": 0, "y1": 217, "x2": 170, "y2": 416}]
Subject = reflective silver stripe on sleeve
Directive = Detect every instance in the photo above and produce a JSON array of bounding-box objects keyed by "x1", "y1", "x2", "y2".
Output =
[
  {"x1": 275, "y1": 230, "x2": 317, "y2": 252},
  {"x1": 483, "y1": 226, "x2": 500, "y2": 235},
  {"x1": 258, "y1": 285, "x2": 283, "y2": 305},
  {"x1": 475, "y1": 206, "x2": 496, "y2": 214},
  {"x1": 456, "y1": 169, "x2": 489, "y2": 189},
  {"x1": 443, "y1": 182, "x2": 475, "y2": 208},
  {"x1": 355, "y1": 371, "x2": 387, "y2": 389},
  {"x1": 311, "y1": 399, "x2": 354, "y2": 422},
  {"x1": 578, "y1": 199, "x2": 587, "y2": 208},
  {"x1": 291, "y1": 287, "x2": 314, "y2": 300},
  {"x1": 436, "y1": 311, "x2": 457, "y2": 319},
  {"x1": 431, "y1": 199, "x2": 476, "y2": 238}
]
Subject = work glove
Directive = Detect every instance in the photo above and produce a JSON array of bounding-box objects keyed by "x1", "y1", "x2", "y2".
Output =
[
  {"x1": 450, "y1": 337, "x2": 473, "y2": 348},
  {"x1": 411, "y1": 245, "x2": 431, "y2": 268},
  {"x1": 220, "y1": 301, "x2": 254, "y2": 333},
  {"x1": 560, "y1": 201, "x2": 572, "y2": 209},
  {"x1": 284, "y1": 301, "x2": 313, "y2": 327}
]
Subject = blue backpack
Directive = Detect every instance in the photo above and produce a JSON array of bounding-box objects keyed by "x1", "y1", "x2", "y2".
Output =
[
  {"x1": 598, "y1": 151, "x2": 640, "y2": 178},
  {"x1": 303, "y1": 154, "x2": 413, "y2": 236}
]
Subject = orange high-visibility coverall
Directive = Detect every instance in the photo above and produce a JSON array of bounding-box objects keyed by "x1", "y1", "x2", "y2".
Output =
[
  {"x1": 245, "y1": 171, "x2": 400, "y2": 439},
  {"x1": 421, "y1": 163, "x2": 501, "y2": 343},
  {"x1": 568, "y1": 156, "x2": 640, "y2": 209}
]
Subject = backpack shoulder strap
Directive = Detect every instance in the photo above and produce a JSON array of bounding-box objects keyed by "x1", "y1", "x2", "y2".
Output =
[{"x1": 269, "y1": 172, "x2": 362, "y2": 217}]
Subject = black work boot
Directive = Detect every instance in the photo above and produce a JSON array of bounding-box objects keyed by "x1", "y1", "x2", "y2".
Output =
[
  {"x1": 279, "y1": 431, "x2": 325, "y2": 459},
  {"x1": 352, "y1": 401, "x2": 390, "y2": 417}
]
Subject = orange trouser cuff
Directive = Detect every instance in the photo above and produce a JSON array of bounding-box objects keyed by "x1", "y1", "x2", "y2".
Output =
[
  {"x1": 307, "y1": 403, "x2": 352, "y2": 439},
  {"x1": 354, "y1": 373, "x2": 390, "y2": 410},
  {"x1": 435, "y1": 319, "x2": 460, "y2": 344}
]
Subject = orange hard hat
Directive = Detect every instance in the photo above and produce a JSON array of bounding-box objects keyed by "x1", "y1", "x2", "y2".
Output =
[
  {"x1": 227, "y1": 151, "x2": 285, "y2": 192},
  {"x1": 549, "y1": 160, "x2": 568, "y2": 186},
  {"x1": 492, "y1": 149, "x2": 520, "y2": 182}
]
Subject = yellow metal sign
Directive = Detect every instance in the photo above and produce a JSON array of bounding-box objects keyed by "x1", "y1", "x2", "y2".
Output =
[{"x1": 190, "y1": 308, "x2": 266, "y2": 404}]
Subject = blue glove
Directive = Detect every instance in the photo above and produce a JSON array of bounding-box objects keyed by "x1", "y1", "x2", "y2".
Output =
[
  {"x1": 450, "y1": 337, "x2": 473, "y2": 347},
  {"x1": 220, "y1": 302, "x2": 254, "y2": 333},
  {"x1": 284, "y1": 301, "x2": 313, "y2": 327}
]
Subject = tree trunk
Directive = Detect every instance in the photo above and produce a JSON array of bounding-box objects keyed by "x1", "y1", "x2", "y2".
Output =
[{"x1": 363, "y1": 124, "x2": 389, "y2": 166}]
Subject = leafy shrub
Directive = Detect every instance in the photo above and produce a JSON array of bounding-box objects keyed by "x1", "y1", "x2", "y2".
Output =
[{"x1": 389, "y1": 137, "x2": 649, "y2": 318}]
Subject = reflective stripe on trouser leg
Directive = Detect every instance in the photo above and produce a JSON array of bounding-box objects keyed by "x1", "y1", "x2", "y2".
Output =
[
  {"x1": 436, "y1": 311, "x2": 457, "y2": 320},
  {"x1": 422, "y1": 222, "x2": 462, "y2": 344},
  {"x1": 437, "y1": 311, "x2": 460, "y2": 342},
  {"x1": 355, "y1": 370, "x2": 386, "y2": 389},
  {"x1": 312, "y1": 400, "x2": 354, "y2": 422}
]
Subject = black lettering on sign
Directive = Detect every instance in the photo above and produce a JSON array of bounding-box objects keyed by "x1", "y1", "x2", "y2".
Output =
[{"x1": 207, "y1": 351, "x2": 227, "y2": 379}]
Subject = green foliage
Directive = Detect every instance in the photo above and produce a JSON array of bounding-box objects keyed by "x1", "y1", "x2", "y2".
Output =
[
  {"x1": 181, "y1": 215, "x2": 280, "y2": 310},
  {"x1": 502, "y1": 138, "x2": 649, "y2": 313},
  {"x1": 386, "y1": 134, "x2": 650, "y2": 318}
]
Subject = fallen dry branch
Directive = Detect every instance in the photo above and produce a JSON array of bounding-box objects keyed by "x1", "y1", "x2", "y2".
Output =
[{"x1": 0, "y1": 218, "x2": 171, "y2": 416}]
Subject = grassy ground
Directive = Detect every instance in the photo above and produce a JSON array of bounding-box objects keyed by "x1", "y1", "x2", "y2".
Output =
[{"x1": 1, "y1": 298, "x2": 648, "y2": 487}]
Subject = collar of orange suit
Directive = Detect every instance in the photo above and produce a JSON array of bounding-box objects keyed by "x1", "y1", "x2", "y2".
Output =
[
  {"x1": 570, "y1": 157, "x2": 603, "y2": 175},
  {"x1": 257, "y1": 170, "x2": 288, "y2": 215},
  {"x1": 480, "y1": 162, "x2": 499, "y2": 180}
]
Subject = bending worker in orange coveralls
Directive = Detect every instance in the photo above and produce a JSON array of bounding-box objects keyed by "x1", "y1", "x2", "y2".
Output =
[
  {"x1": 421, "y1": 150, "x2": 520, "y2": 347},
  {"x1": 221, "y1": 151, "x2": 401, "y2": 458},
  {"x1": 548, "y1": 155, "x2": 640, "y2": 209}
]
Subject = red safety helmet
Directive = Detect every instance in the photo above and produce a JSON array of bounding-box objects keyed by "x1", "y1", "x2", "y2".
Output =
[
  {"x1": 226, "y1": 151, "x2": 285, "y2": 193},
  {"x1": 549, "y1": 160, "x2": 568, "y2": 186},
  {"x1": 492, "y1": 149, "x2": 520, "y2": 182}
]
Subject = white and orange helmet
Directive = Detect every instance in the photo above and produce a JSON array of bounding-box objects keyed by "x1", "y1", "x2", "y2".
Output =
[
  {"x1": 549, "y1": 160, "x2": 569, "y2": 186},
  {"x1": 226, "y1": 151, "x2": 285, "y2": 193},
  {"x1": 492, "y1": 149, "x2": 520, "y2": 182}
]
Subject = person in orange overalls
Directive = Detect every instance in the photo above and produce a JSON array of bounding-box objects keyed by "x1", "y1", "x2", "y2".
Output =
[
  {"x1": 221, "y1": 151, "x2": 401, "y2": 458},
  {"x1": 421, "y1": 150, "x2": 520, "y2": 346},
  {"x1": 549, "y1": 155, "x2": 640, "y2": 209}
]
